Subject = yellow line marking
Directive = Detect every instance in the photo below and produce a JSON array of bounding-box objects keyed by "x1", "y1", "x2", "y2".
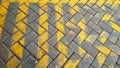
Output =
[
  {"x1": 55, "y1": 4, "x2": 68, "y2": 67},
  {"x1": 0, "y1": 1, "x2": 9, "y2": 37},
  {"x1": 37, "y1": 4, "x2": 49, "y2": 68},
  {"x1": 57, "y1": 41, "x2": 67, "y2": 67},
  {"x1": 7, "y1": 3, "x2": 29, "y2": 68}
]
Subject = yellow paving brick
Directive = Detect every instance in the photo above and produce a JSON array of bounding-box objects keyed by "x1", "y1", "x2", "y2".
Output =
[
  {"x1": 58, "y1": 53, "x2": 67, "y2": 67},
  {"x1": 78, "y1": 31, "x2": 87, "y2": 44},
  {"x1": 36, "y1": 54, "x2": 49, "y2": 68},
  {"x1": 7, "y1": 56, "x2": 20, "y2": 68},
  {"x1": 10, "y1": 43, "x2": 23, "y2": 59},
  {"x1": 99, "y1": 30, "x2": 109, "y2": 43},
  {"x1": 102, "y1": 14, "x2": 111, "y2": 20},
  {"x1": 57, "y1": 42, "x2": 67, "y2": 59},
  {"x1": 97, "y1": 53, "x2": 106, "y2": 67},
  {"x1": 64, "y1": 60, "x2": 80, "y2": 68},
  {"x1": 110, "y1": 21, "x2": 120, "y2": 32},
  {"x1": 95, "y1": 45, "x2": 110, "y2": 55}
]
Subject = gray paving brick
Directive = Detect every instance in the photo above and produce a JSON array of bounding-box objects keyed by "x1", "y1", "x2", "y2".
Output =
[
  {"x1": 109, "y1": 30, "x2": 120, "y2": 43},
  {"x1": 104, "y1": 52, "x2": 118, "y2": 67},
  {"x1": 98, "y1": 21, "x2": 113, "y2": 33},
  {"x1": 117, "y1": 40, "x2": 120, "y2": 47},
  {"x1": 73, "y1": 13, "x2": 82, "y2": 24},
  {"x1": 83, "y1": 5, "x2": 96, "y2": 15},
  {"x1": 0, "y1": 42, "x2": 13, "y2": 62},
  {"x1": 77, "y1": 3, "x2": 87, "y2": 15},
  {"x1": 27, "y1": 3, "x2": 39, "y2": 23},
  {"x1": 91, "y1": 13, "x2": 104, "y2": 24},
  {"x1": 105, "y1": 41, "x2": 120, "y2": 55},
  {"x1": 48, "y1": 23, "x2": 57, "y2": 35},
  {"x1": 88, "y1": 21, "x2": 102, "y2": 33},
  {"x1": 78, "y1": 54, "x2": 94, "y2": 68},
  {"x1": 25, "y1": 31, "x2": 38, "y2": 46},
  {"x1": 70, "y1": 53, "x2": 81, "y2": 61},
  {"x1": 0, "y1": 58, "x2": 6, "y2": 68},
  {"x1": 93, "y1": 5, "x2": 104, "y2": 13},
  {"x1": 84, "y1": 13, "x2": 93, "y2": 24},
  {"x1": 81, "y1": 41, "x2": 98, "y2": 57},
  {"x1": 114, "y1": 64, "x2": 120, "y2": 68},
  {"x1": 87, "y1": 31, "x2": 99, "y2": 44},
  {"x1": 104, "y1": 4, "x2": 114, "y2": 14},
  {"x1": 22, "y1": 55, "x2": 36, "y2": 68},
  {"x1": 48, "y1": 34, "x2": 58, "y2": 46},
  {"x1": 61, "y1": 31, "x2": 76, "y2": 45},
  {"x1": 112, "y1": 14, "x2": 120, "y2": 25},
  {"x1": 47, "y1": 3, "x2": 55, "y2": 16},
  {"x1": 48, "y1": 3, "x2": 56, "y2": 26},
  {"x1": 69, "y1": 42, "x2": 86, "y2": 58},
  {"x1": 28, "y1": 21, "x2": 39, "y2": 33},
  {"x1": 92, "y1": 59, "x2": 101, "y2": 68},
  {"x1": 48, "y1": 58, "x2": 58, "y2": 68},
  {"x1": 26, "y1": 42, "x2": 44, "y2": 59},
  {"x1": 117, "y1": 57, "x2": 120, "y2": 65},
  {"x1": 48, "y1": 44, "x2": 59, "y2": 59}
]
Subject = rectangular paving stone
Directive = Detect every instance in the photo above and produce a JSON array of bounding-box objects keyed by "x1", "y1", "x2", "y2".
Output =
[
  {"x1": 1, "y1": 2, "x2": 18, "y2": 47},
  {"x1": 22, "y1": 55, "x2": 36, "y2": 68},
  {"x1": 117, "y1": 58, "x2": 120, "y2": 65},
  {"x1": 86, "y1": 31, "x2": 99, "y2": 44},
  {"x1": 81, "y1": 41, "x2": 98, "y2": 57},
  {"x1": 0, "y1": 42, "x2": 13, "y2": 62},
  {"x1": 104, "y1": 52, "x2": 118, "y2": 67},
  {"x1": 26, "y1": 42, "x2": 45, "y2": 59},
  {"x1": 88, "y1": 21, "x2": 102, "y2": 33},
  {"x1": 109, "y1": 30, "x2": 120, "y2": 43},
  {"x1": 25, "y1": 31, "x2": 38, "y2": 46},
  {"x1": 98, "y1": 21, "x2": 113, "y2": 33},
  {"x1": 83, "y1": 5, "x2": 96, "y2": 15},
  {"x1": 48, "y1": 34, "x2": 58, "y2": 46},
  {"x1": 55, "y1": 42, "x2": 73, "y2": 58},
  {"x1": 69, "y1": 41, "x2": 86, "y2": 58},
  {"x1": 91, "y1": 12, "x2": 105, "y2": 24},
  {"x1": 114, "y1": 64, "x2": 120, "y2": 68},
  {"x1": 61, "y1": 30, "x2": 76, "y2": 45},
  {"x1": 116, "y1": 40, "x2": 120, "y2": 47},
  {"x1": 0, "y1": 58, "x2": 6, "y2": 68},
  {"x1": 78, "y1": 54, "x2": 94, "y2": 68},
  {"x1": 47, "y1": 43, "x2": 59, "y2": 59},
  {"x1": 105, "y1": 40, "x2": 120, "y2": 55},
  {"x1": 83, "y1": 13, "x2": 93, "y2": 24}
]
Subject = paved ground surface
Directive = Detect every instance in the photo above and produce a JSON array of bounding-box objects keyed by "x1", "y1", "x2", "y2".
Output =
[{"x1": 0, "y1": 0, "x2": 120, "y2": 68}]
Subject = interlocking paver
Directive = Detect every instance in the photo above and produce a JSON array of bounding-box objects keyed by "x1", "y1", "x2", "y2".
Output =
[{"x1": 1, "y1": 0, "x2": 120, "y2": 68}]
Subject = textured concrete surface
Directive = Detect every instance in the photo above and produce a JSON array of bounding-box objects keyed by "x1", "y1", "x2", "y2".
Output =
[{"x1": 0, "y1": 0, "x2": 120, "y2": 68}]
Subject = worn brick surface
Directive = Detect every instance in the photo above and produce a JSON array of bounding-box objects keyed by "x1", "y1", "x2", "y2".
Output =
[{"x1": 0, "y1": 0, "x2": 120, "y2": 68}]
